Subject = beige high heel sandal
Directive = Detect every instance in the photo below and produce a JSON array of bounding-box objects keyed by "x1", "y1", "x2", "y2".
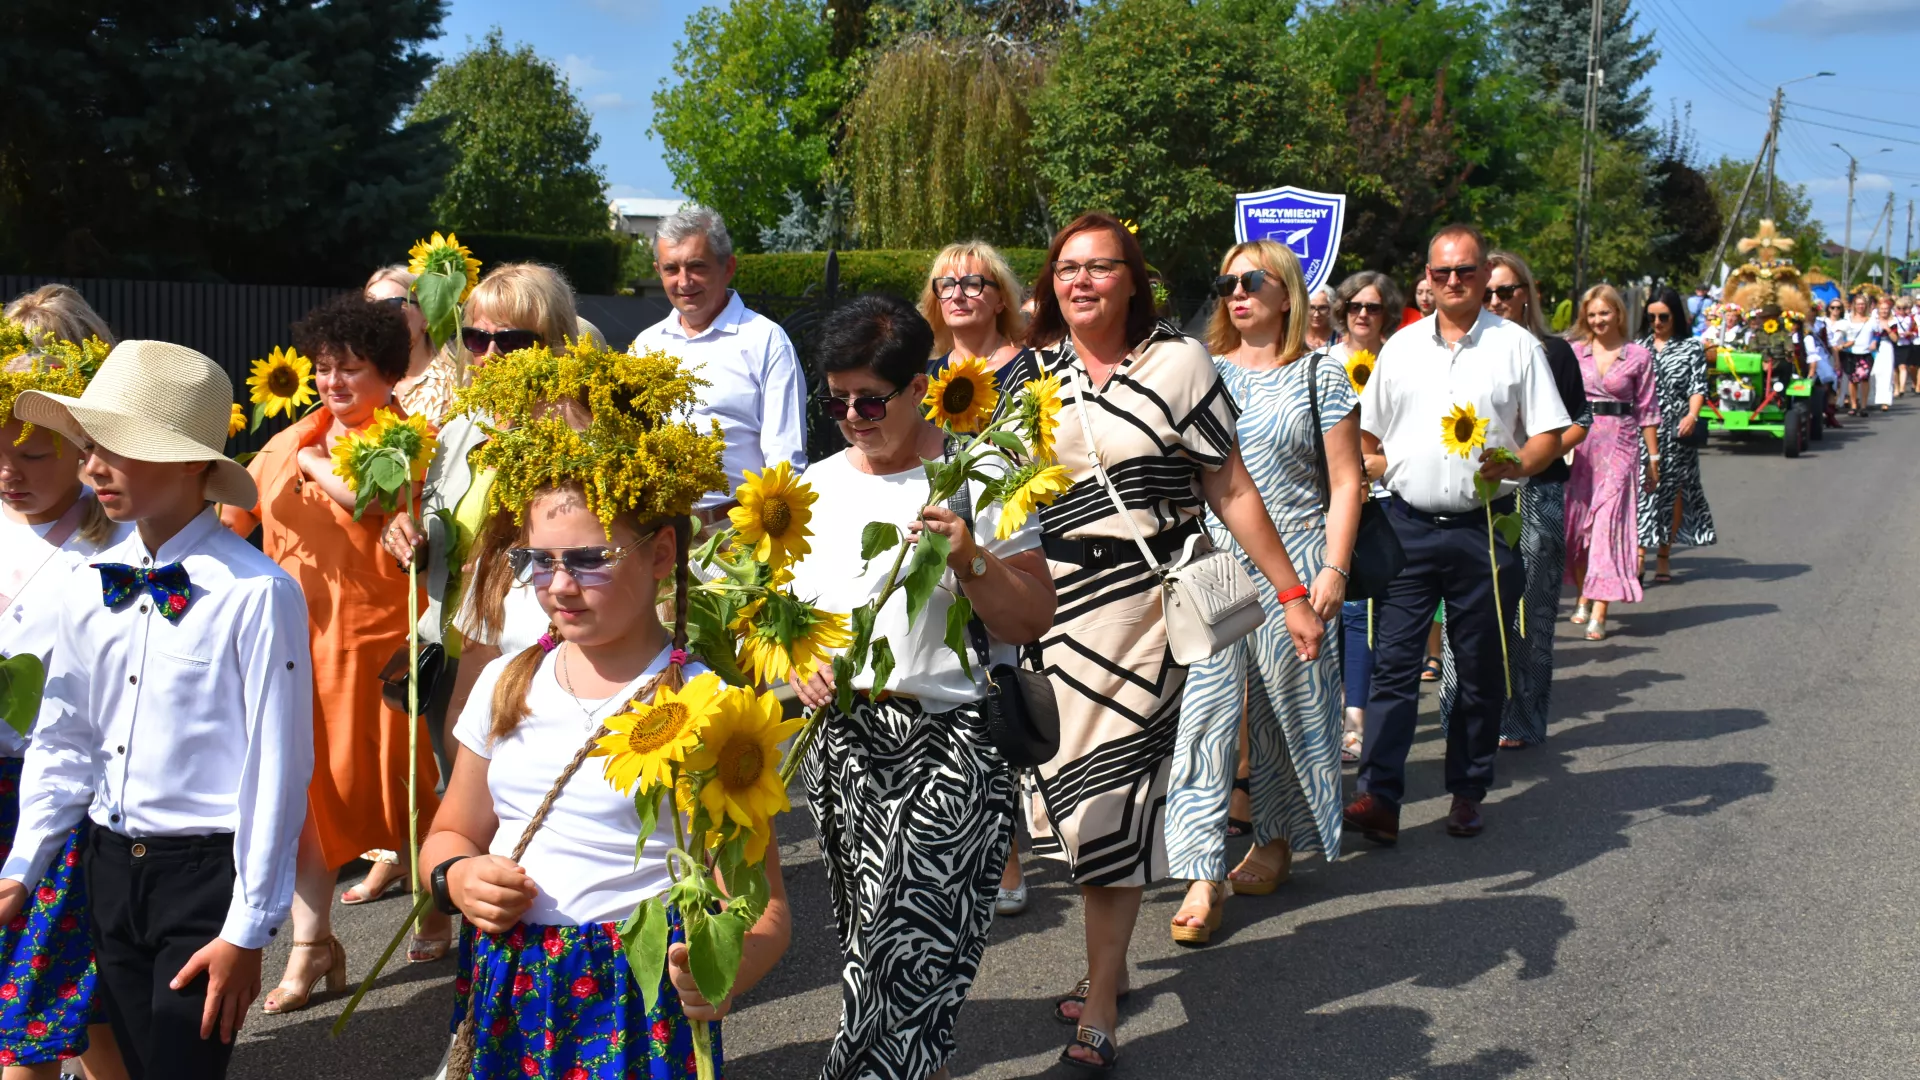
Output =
[
  {"x1": 1170, "y1": 880, "x2": 1226, "y2": 946},
  {"x1": 262, "y1": 936, "x2": 346, "y2": 1014},
  {"x1": 1228, "y1": 839, "x2": 1292, "y2": 897}
]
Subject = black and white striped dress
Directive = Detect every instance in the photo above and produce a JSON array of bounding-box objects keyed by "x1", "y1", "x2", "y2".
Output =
[{"x1": 1637, "y1": 336, "x2": 1716, "y2": 549}]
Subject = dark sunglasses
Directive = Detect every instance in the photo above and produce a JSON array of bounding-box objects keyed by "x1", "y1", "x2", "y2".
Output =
[
  {"x1": 820, "y1": 385, "x2": 907, "y2": 421},
  {"x1": 507, "y1": 543, "x2": 643, "y2": 588},
  {"x1": 1346, "y1": 301, "x2": 1386, "y2": 315},
  {"x1": 1212, "y1": 270, "x2": 1270, "y2": 297},
  {"x1": 934, "y1": 275, "x2": 995, "y2": 300},
  {"x1": 1428, "y1": 264, "x2": 1478, "y2": 282},
  {"x1": 1484, "y1": 284, "x2": 1525, "y2": 301},
  {"x1": 461, "y1": 327, "x2": 544, "y2": 355},
  {"x1": 1649, "y1": 311, "x2": 1673, "y2": 322},
  {"x1": 373, "y1": 296, "x2": 416, "y2": 311}
]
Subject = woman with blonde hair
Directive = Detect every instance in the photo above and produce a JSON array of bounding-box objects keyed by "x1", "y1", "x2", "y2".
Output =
[
  {"x1": 1165, "y1": 239, "x2": 1360, "y2": 946},
  {"x1": 461, "y1": 263, "x2": 582, "y2": 361},
  {"x1": 1565, "y1": 283, "x2": 1658, "y2": 641},
  {"x1": 364, "y1": 266, "x2": 467, "y2": 427},
  {"x1": 4, "y1": 285, "x2": 116, "y2": 349}
]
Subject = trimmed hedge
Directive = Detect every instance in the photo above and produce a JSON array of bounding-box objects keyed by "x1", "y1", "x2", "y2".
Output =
[
  {"x1": 455, "y1": 230, "x2": 636, "y2": 296},
  {"x1": 733, "y1": 248, "x2": 1050, "y2": 301}
]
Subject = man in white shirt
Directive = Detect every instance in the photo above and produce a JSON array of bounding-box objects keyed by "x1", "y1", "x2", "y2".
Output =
[
  {"x1": 631, "y1": 205, "x2": 808, "y2": 521},
  {"x1": 1345, "y1": 224, "x2": 1571, "y2": 845}
]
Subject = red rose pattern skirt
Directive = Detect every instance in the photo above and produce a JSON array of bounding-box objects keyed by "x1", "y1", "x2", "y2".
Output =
[
  {"x1": 450, "y1": 914, "x2": 720, "y2": 1080},
  {"x1": 0, "y1": 755, "x2": 100, "y2": 1067}
]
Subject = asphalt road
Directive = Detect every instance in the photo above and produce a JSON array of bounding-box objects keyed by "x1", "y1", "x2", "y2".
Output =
[{"x1": 232, "y1": 399, "x2": 1918, "y2": 1079}]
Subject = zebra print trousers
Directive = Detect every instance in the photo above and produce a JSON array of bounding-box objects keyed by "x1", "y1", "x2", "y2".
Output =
[
  {"x1": 1439, "y1": 480, "x2": 1567, "y2": 746},
  {"x1": 801, "y1": 695, "x2": 1015, "y2": 1080}
]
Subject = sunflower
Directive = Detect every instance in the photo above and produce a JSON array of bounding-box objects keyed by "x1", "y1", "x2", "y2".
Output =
[
  {"x1": 1439, "y1": 402, "x2": 1488, "y2": 459},
  {"x1": 1345, "y1": 350, "x2": 1377, "y2": 396},
  {"x1": 994, "y1": 462, "x2": 1073, "y2": 540},
  {"x1": 593, "y1": 672, "x2": 726, "y2": 796},
  {"x1": 728, "y1": 461, "x2": 815, "y2": 569},
  {"x1": 367, "y1": 409, "x2": 439, "y2": 482},
  {"x1": 246, "y1": 347, "x2": 315, "y2": 419},
  {"x1": 1762, "y1": 318, "x2": 1780, "y2": 334},
  {"x1": 923, "y1": 355, "x2": 999, "y2": 434},
  {"x1": 732, "y1": 592, "x2": 851, "y2": 685},
  {"x1": 682, "y1": 687, "x2": 804, "y2": 864},
  {"x1": 407, "y1": 231, "x2": 483, "y2": 302},
  {"x1": 228, "y1": 403, "x2": 246, "y2": 439},
  {"x1": 1016, "y1": 373, "x2": 1063, "y2": 463}
]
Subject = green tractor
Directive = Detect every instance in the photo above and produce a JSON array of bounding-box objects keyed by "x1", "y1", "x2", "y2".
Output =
[{"x1": 1702, "y1": 347, "x2": 1822, "y2": 457}]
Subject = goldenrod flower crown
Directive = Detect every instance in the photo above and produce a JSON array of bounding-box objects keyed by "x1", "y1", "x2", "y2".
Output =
[
  {"x1": 456, "y1": 339, "x2": 727, "y2": 528},
  {"x1": 0, "y1": 318, "x2": 104, "y2": 438}
]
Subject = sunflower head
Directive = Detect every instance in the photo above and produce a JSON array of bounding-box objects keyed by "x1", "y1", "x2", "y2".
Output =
[
  {"x1": 1016, "y1": 373, "x2": 1063, "y2": 463},
  {"x1": 1762, "y1": 319, "x2": 1780, "y2": 334},
  {"x1": 593, "y1": 673, "x2": 725, "y2": 796},
  {"x1": 407, "y1": 231, "x2": 483, "y2": 302},
  {"x1": 683, "y1": 686, "x2": 805, "y2": 864},
  {"x1": 993, "y1": 462, "x2": 1073, "y2": 541},
  {"x1": 1345, "y1": 350, "x2": 1377, "y2": 396},
  {"x1": 923, "y1": 355, "x2": 1000, "y2": 434},
  {"x1": 728, "y1": 461, "x2": 816, "y2": 569},
  {"x1": 1439, "y1": 402, "x2": 1489, "y2": 459},
  {"x1": 228, "y1": 403, "x2": 246, "y2": 438},
  {"x1": 731, "y1": 592, "x2": 851, "y2": 685},
  {"x1": 246, "y1": 347, "x2": 316, "y2": 419},
  {"x1": 367, "y1": 409, "x2": 439, "y2": 481}
]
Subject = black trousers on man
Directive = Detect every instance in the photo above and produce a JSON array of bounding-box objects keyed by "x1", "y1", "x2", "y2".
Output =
[
  {"x1": 1357, "y1": 495, "x2": 1523, "y2": 807},
  {"x1": 86, "y1": 829, "x2": 240, "y2": 1080}
]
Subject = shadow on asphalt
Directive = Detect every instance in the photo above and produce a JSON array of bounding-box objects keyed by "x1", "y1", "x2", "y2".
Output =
[{"x1": 1661, "y1": 556, "x2": 1810, "y2": 584}]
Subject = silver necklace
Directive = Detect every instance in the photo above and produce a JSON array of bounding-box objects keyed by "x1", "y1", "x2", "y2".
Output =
[{"x1": 558, "y1": 643, "x2": 633, "y2": 729}]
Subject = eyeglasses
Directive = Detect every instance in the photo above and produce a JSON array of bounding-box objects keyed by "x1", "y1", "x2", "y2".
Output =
[
  {"x1": 1308, "y1": 304, "x2": 1331, "y2": 314},
  {"x1": 461, "y1": 327, "x2": 544, "y2": 355},
  {"x1": 1650, "y1": 312, "x2": 1673, "y2": 322},
  {"x1": 819, "y1": 385, "x2": 908, "y2": 421},
  {"x1": 1345, "y1": 301, "x2": 1386, "y2": 315},
  {"x1": 934, "y1": 275, "x2": 994, "y2": 300},
  {"x1": 1428, "y1": 264, "x2": 1479, "y2": 282},
  {"x1": 373, "y1": 296, "x2": 416, "y2": 311},
  {"x1": 1051, "y1": 259, "x2": 1125, "y2": 283},
  {"x1": 1211, "y1": 270, "x2": 1270, "y2": 297},
  {"x1": 1484, "y1": 284, "x2": 1525, "y2": 302},
  {"x1": 507, "y1": 543, "x2": 640, "y2": 588}
]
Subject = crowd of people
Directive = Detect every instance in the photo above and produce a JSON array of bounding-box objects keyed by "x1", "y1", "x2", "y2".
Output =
[{"x1": 0, "y1": 203, "x2": 1751, "y2": 1080}]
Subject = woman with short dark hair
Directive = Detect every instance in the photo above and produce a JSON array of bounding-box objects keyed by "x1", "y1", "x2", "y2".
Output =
[{"x1": 787, "y1": 292, "x2": 1057, "y2": 1080}]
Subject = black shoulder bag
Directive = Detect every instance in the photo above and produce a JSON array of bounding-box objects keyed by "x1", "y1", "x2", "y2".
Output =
[
  {"x1": 945, "y1": 454, "x2": 1060, "y2": 768},
  {"x1": 1307, "y1": 353, "x2": 1405, "y2": 600}
]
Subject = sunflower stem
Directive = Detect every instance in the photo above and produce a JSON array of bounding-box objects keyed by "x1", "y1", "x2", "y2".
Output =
[
  {"x1": 405, "y1": 483, "x2": 421, "y2": 934},
  {"x1": 1484, "y1": 498, "x2": 1512, "y2": 699}
]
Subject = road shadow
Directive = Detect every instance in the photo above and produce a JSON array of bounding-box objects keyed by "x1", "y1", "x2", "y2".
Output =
[
  {"x1": 1618, "y1": 602, "x2": 1778, "y2": 634},
  {"x1": 1661, "y1": 555, "x2": 1810, "y2": 585},
  {"x1": 230, "y1": 977, "x2": 451, "y2": 1080}
]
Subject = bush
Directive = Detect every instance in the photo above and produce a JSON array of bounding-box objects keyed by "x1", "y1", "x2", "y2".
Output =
[
  {"x1": 456, "y1": 231, "x2": 634, "y2": 295},
  {"x1": 732, "y1": 248, "x2": 1050, "y2": 301}
]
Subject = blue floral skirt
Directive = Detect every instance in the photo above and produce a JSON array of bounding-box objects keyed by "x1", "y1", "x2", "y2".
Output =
[
  {"x1": 451, "y1": 914, "x2": 722, "y2": 1080},
  {"x1": 0, "y1": 755, "x2": 100, "y2": 1067}
]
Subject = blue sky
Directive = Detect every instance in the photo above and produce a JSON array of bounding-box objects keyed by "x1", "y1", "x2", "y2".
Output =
[{"x1": 438, "y1": 0, "x2": 1920, "y2": 251}]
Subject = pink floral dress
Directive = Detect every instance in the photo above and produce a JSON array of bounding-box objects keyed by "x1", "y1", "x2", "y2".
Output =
[{"x1": 1564, "y1": 341, "x2": 1659, "y2": 603}]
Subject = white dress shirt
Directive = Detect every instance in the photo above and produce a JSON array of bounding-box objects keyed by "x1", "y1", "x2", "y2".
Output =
[
  {"x1": 1360, "y1": 310, "x2": 1573, "y2": 514},
  {"x1": 631, "y1": 290, "x2": 808, "y2": 509},
  {"x1": 0, "y1": 500, "x2": 131, "y2": 757},
  {"x1": 1, "y1": 508, "x2": 315, "y2": 949},
  {"x1": 453, "y1": 647, "x2": 692, "y2": 925}
]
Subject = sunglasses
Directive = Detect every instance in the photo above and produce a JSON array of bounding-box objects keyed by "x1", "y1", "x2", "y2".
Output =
[
  {"x1": 820, "y1": 385, "x2": 908, "y2": 421},
  {"x1": 1346, "y1": 301, "x2": 1386, "y2": 315},
  {"x1": 1484, "y1": 284, "x2": 1525, "y2": 301},
  {"x1": 461, "y1": 327, "x2": 544, "y2": 355},
  {"x1": 1428, "y1": 264, "x2": 1479, "y2": 282},
  {"x1": 1212, "y1": 270, "x2": 1270, "y2": 297},
  {"x1": 373, "y1": 296, "x2": 416, "y2": 311},
  {"x1": 934, "y1": 275, "x2": 995, "y2": 300},
  {"x1": 1650, "y1": 312, "x2": 1673, "y2": 322},
  {"x1": 507, "y1": 543, "x2": 643, "y2": 588}
]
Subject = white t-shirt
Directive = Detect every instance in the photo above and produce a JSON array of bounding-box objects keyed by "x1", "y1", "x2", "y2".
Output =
[
  {"x1": 453, "y1": 646, "x2": 693, "y2": 926},
  {"x1": 0, "y1": 501, "x2": 130, "y2": 756},
  {"x1": 787, "y1": 450, "x2": 1043, "y2": 715},
  {"x1": 455, "y1": 578, "x2": 548, "y2": 659}
]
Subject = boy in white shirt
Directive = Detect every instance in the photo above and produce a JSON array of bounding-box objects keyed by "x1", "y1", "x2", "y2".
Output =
[{"x1": 0, "y1": 341, "x2": 314, "y2": 1079}]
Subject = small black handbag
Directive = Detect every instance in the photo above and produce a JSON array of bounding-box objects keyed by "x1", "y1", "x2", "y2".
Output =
[
  {"x1": 379, "y1": 641, "x2": 447, "y2": 716},
  {"x1": 1307, "y1": 353, "x2": 1406, "y2": 600}
]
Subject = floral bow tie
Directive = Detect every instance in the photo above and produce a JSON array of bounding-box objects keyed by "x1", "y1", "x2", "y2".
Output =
[{"x1": 91, "y1": 562, "x2": 194, "y2": 624}]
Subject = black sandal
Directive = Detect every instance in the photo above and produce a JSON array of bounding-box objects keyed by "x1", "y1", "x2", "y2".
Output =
[
  {"x1": 1226, "y1": 776, "x2": 1252, "y2": 837},
  {"x1": 1060, "y1": 1026, "x2": 1118, "y2": 1074},
  {"x1": 1420, "y1": 655, "x2": 1443, "y2": 682},
  {"x1": 1053, "y1": 978, "x2": 1132, "y2": 1024}
]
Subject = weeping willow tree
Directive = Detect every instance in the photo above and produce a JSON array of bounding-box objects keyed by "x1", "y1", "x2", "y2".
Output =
[{"x1": 845, "y1": 35, "x2": 1050, "y2": 249}]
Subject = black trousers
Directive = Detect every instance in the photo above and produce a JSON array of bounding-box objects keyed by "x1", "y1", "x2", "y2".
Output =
[
  {"x1": 1357, "y1": 496, "x2": 1522, "y2": 807},
  {"x1": 85, "y1": 829, "x2": 240, "y2": 1080}
]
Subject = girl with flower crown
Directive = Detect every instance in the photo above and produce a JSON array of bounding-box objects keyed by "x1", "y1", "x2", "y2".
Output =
[
  {"x1": 0, "y1": 312, "x2": 131, "y2": 1080},
  {"x1": 418, "y1": 349, "x2": 789, "y2": 1080}
]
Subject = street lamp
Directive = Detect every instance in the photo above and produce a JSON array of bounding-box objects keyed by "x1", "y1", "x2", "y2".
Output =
[{"x1": 1833, "y1": 143, "x2": 1893, "y2": 289}]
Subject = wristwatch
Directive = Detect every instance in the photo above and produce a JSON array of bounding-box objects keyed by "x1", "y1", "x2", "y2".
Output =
[
  {"x1": 431, "y1": 856, "x2": 471, "y2": 916},
  {"x1": 965, "y1": 554, "x2": 988, "y2": 581}
]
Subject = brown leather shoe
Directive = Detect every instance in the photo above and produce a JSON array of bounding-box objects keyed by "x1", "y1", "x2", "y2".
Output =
[
  {"x1": 1342, "y1": 793, "x2": 1399, "y2": 846},
  {"x1": 1445, "y1": 795, "x2": 1483, "y2": 837}
]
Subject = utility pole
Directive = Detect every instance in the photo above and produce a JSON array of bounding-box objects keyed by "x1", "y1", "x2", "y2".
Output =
[
  {"x1": 1841, "y1": 153, "x2": 1859, "y2": 291},
  {"x1": 1884, "y1": 192, "x2": 1896, "y2": 291},
  {"x1": 1765, "y1": 86, "x2": 1783, "y2": 220},
  {"x1": 1572, "y1": 0, "x2": 1604, "y2": 299},
  {"x1": 1702, "y1": 127, "x2": 1775, "y2": 292},
  {"x1": 1906, "y1": 198, "x2": 1913, "y2": 285}
]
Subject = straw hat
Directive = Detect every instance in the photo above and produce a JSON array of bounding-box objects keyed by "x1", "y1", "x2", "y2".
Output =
[{"x1": 15, "y1": 340, "x2": 255, "y2": 507}]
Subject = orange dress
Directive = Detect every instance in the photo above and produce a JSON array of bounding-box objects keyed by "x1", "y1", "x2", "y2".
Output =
[{"x1": 233, "y1": 409, "x2": 440, "y2": 869}]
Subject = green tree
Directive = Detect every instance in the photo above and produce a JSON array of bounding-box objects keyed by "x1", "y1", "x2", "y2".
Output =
[
  {"x1": 409, "y1": 29, "x2": 608, "y2": 236},
  {"x1": 1030, "y1": 0, "x2": 1345, "y2": 292},
  {"x1": 1499, "y1": 0, "x2": 1658, "y2": 146},
  {"x1": 1646, "y1": 113, "x2": 1721, "y2": 286},
  {"x1": 0, "y1": 0, "x2": 450, "y2": 283},
  {"x1": 1700, "y1": 155, "x2": 1823, "y2": 279},
  {"x1": 1490, "y1": 128, "x2": 1654, "y2": 301},
  {"x1": 652, "y1": 0, "x2": 844, "y2": 252}
]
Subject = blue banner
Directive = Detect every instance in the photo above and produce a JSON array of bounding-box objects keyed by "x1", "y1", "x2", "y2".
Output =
[{"x1": 1234, "y1": 186, "x2": 1347, "y2": 297}]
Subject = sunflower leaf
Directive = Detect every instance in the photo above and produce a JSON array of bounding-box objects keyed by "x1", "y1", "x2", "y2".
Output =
[
  {"x1": 1492, "y1": 512, "x2": 1522, "y2": 548},
  {"x1": 626, "y1": 897, "x2": 671, "y2": 1016},
  {"x1": 848, "y1": 604, "x2": 877, "y2": 660},
  {"x1": 860, "y1": 522, "x2": 900, "y2": 563},
  {"x1": 902, "y1": 531, "x2": 952, "y2": 626},
  {"x1": 0, "y1": 653, "x2": 46, "y2": 738},
  {"x1": 415, "y1": 271, "x2": 465, "y2": 352},
  {"x1": 634, "y1": 787, "x2": 663, "y2": 857},
  {"x1": 986, "y1": 429, "x2": 1028, "y2": 457},
  {"x1": 687, "y1": 904, "x2": 747, "y2": 1006},
  {"x1": 249, "y1": 402, "x2": 268, "y2": 433},
  {"x1": 684, "y1": 590, "x2": 749, "y2": 687},
  {"x1": 832, "y1": 653, "x2": 858, "y2": 713},
  {"x1": 365, "y1": 450, "x2": 407, "y2": 496},
  {"x1": 869, "y1": 637, "x2": 895, "y2": 700},
  {"x1": 1471, "y1": 473, "x2": 1501, "y2": 504},
  {"x1": 944, "y1": 597, "x2": 975, "y2": 680}
]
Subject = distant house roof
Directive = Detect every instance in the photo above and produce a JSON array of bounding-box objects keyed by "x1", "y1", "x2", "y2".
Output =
[{"x1": 610, "y1": 197, "x2": 687, "y2": 219}]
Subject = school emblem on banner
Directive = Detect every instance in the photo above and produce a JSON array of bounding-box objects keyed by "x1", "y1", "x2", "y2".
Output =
[{"x1": 1234, "y1": 186, "x2": 1347, "y2": 297}]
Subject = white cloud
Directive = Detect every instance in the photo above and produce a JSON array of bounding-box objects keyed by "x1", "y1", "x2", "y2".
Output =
[
  {"x1": 1753, "y1": 0, "x2": 1920, "y2": 37},
  {"x1": 561, "y1": 53, "x2": 612, "y2": 88},
  {"x1": 1804, "y1": 173, "x2": 1894, "y2": 194},
  {"x1": 588, "y1": 92, "x2": 634, "y2": 111}
]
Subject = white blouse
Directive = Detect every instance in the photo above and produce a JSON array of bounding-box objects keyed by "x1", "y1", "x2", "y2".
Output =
[
  {"x1": 453, "y1": 646, "x2": 691, "y2": 926},
  {"x1": 0, "y1": 500, "x2": 130, "y2": 756}
]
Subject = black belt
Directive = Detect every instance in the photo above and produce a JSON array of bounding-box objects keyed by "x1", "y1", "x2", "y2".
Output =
[
  {"x1": 92, "y1": 829, "x2": 233, "y2": 861},
  {"x1": 1043, "y1": 516, "x2": 1200, "y2": 569},
  {"x1": 1589, "y1": 400, "x2": 1632, "y2": 416},
  {"x1": 1389, "y1": 494, "x2": 1515, "y2": 528}
]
